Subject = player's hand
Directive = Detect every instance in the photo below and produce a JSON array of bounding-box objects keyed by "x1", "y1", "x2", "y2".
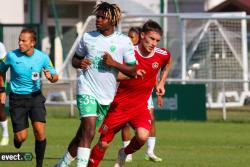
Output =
[
  {"x1": 135, "y1": 69, "x2": 146, "y2": 78},
  {"x1": 103, "y1": 52, "x2": 116, "y2": 67},
  {"x1": 79, "y1": 58, "x2": 91, "y2": 70},
  {"x1": 156, "y1": 84, "x2": 165, "y2": 96},
  {"x1": 43, "y1": 69, "x2": 52, "y2": 80},
  {"x1": 157, "y1": 95, "x2": 164, "y2": 108},
  {"x1": 0, "y1": 92, "x2": 6, "y2": 105}
]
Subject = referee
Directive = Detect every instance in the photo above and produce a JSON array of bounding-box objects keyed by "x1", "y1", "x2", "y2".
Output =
[{"x1": 0, "y1": 28, "x2": 58, "y2": 167}]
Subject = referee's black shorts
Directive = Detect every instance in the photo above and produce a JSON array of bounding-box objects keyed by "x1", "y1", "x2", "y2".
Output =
[{"x1": 9, "y1": 90, "x2": 46, "y2": 133}]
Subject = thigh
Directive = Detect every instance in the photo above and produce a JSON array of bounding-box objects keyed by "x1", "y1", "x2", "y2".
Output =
[
  {"x1": 96, "y1": 104, "x2": 110, "y2": 127},
  {"x1": 99, "y1": 107, "x2": 128, "y2": 137},
  {"x1": 9, "y1": 94, "x2": 29, "y2": 132},
  {"x1": 29, "y1": 94, "x2": 46, "y2": 123},
  {"x1": 0, "y1": 104, "x2": 7, "y2": 121},
  {"x1": 77, "y1": 94, "x2": 97, "y2": 118},
  {"x1": 130, "y1": 108, "x2": 152, "y2": 131},
  {"x1": 32, "y1": 122, "x2": 46, "y2": 140}
]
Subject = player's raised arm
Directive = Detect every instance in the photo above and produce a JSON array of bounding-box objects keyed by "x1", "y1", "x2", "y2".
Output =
[{"x1": 42, "y1": 69, "x2": 58, "y2": 83}]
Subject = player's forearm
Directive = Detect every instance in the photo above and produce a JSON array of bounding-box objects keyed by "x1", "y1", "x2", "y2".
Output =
[
  {"x1": 72, "y1": 56, "x2": 81, "y2": 69},
  {"x1": 0, "y1": 72, "x2": 6, "y2": 87},
  {"x1": 158, "y1": 71, "x2": 168, "y2": 86},
  {"x1": 117, "y1": 72, "x2": 130, "y2": 81},
  {"x1": 112, "y1": 61, "x2": 136, "y2": 78},
  {"x1": 159, "y1": 57, "x2": 172, "y2": 85}
]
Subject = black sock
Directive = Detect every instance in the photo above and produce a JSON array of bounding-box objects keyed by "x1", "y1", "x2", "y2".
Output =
[{"x1": 35, "y1": 139, "x2": 47, "y2": 167}]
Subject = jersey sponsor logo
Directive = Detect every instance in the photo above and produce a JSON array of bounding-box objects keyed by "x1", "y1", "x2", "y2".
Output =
[
  {"x1": 152, "y1": 62, "x2": 159, "y2": 69},
  {"x1": 155, "y1": 48, "x2": 168, "y2": 55},
  {"x1": 92, "y1": 56, "x2": 111, "y2": 71}
]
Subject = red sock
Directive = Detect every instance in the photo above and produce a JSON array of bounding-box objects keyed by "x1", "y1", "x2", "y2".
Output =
[
  {"x1": 124, "y1": 136, "x2": 144, "y2": 154},
  {"x1": 88, "y1": 144, "x2": 105, "y2": 167}
]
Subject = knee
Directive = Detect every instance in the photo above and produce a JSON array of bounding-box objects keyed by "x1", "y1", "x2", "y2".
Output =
[
  {"x1": 32, "y1": 122, "x2": 46, "y2": 140},
  {"x1": 137, "y1": 132, "x2": 149, "y2": 144},
  {"x1": 76, "y1": 126, "x2": 95, "y2": 144},
  {"x1": 33, "y1": 129, "x2": 46, "y2": 140},
  {"x1": 15, "y1": 133, "x2": 28, "y2": 143},
  {"x1": 84, "y1": 126, "x2": 96, "y2": 139}
]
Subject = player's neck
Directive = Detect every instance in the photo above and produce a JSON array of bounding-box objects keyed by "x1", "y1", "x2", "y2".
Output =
[
  {"x1": 100, "y1": 27, "x2": 115, "y2": 37},
  {"x1": 24, "y1": 48, "x2": 34, "y2": 56},
  {"x1": 138, "y1": 44, "x2": 151, "y2": 57}
]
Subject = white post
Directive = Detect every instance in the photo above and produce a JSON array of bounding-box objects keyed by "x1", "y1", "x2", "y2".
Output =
[
  {"x1": 222, "y1": 81, "x2": 227, "y2": 120},
  {"x1": 241, "y1": 13, "x2": 248, "y2": 93},
  {"x1": 180, "y1": 17, "x2": 186, "y2": 82},
  {"x1": 163, "y1": 0, "x2": 168, "y2": 48},
  {"x1": 54, "y1": 37, "x2": 63, "y2": 78}
]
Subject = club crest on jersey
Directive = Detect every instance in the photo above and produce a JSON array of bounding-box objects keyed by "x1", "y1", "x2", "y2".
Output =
[
  {"x1": 109, "y1": 45, "x2": 117, "y2": 53},
  {"x1": 101, "y1": 124, "x2": 109, "y2": 133},
  {"x1": 152, "y1": 62, "x2": 159, "y2": 69}
]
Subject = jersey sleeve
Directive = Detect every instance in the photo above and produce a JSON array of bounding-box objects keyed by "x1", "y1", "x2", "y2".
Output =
[
  {"x1": 123, "y1": 38, "x2": 136, "y2": 65},
  {"x1": 0, "y1": 52, "x2": 10, "y2": 72},
  {"x1": 75, "y1": 34, "x2": 87, "y2": 57},
  {"x1": 43, "y1": 54, "x2": 57, "y2": 75},
  {"x1": 160, "y1": 48, "x2": 171, "y2": 66},
  {"x1": 164, "y1": 50, "x2": 171, "y2": 65}
]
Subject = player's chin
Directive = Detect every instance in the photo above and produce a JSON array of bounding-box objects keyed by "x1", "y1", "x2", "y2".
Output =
[
  {"x1": 147, "y1": 47, "x2": 154, "y2": 53},
  {"x1": 19, "y1": 48, "x2": 26, "y2": 53},
  {"x1": 96, "y1": 25, "x2": 103, "y2": 31}
]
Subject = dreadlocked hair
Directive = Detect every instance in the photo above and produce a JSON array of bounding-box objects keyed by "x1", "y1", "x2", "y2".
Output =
[{"x1": 93, "y1": 1, "x2": 121, "y2": 27}]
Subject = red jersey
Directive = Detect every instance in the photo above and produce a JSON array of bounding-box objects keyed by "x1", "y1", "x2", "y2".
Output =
[{"x1": 110, "y1": 46, "x2": 171, "y2": 111}]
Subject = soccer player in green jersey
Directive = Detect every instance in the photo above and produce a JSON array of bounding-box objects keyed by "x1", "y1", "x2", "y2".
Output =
[{"x1": 55, "y1": 2, "x2": 137, "y2": 167}]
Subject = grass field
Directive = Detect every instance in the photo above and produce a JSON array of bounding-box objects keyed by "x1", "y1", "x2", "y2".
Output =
[{"x1": 1, "y1": 112, "x2": 250, "y2": 167}]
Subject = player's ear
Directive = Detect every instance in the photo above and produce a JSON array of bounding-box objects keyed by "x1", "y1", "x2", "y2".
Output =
[
  {"x1": 140, "y1": 32, "x2": 145, "y2": 39},
  {"x1": 31, "y1": 40, "x2": 36, "y2": 47}
]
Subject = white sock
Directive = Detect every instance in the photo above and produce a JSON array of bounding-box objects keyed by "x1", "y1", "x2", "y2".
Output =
[
  {"x1": 76, "y1": 147, "x2": 90, "y2": 167},
  {"x1": 123, "y1": 140, "x2": 130, "y2": 148},
  {"x1": 0, "y1": 120, "x2": 9, "y2": 137},
  {"x1": 57, "y1": 151, "x2": 75, "y2": 167},
  {"x1": 147, "y1": 137, "x2": 156, "y2": 154}
]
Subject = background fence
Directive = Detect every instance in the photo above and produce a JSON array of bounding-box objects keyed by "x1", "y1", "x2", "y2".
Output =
[
  {"x1": 0, "y1": 24, "x2": 41, "y2": 51},
  {"x1": 44, "y1": 12, "x2": 250, "y2": 121},
  {"x1": 2, "y1": 13, "x2": 250, "y2": 121}
]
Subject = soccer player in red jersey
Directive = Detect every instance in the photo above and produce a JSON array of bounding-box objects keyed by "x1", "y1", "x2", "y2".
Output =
[
  {"x1": 88, "y1": 20, "x2": 172, "y2": 167},
  {"x1": 122, "y1": 26, "x2": 167, "y2": 162}
]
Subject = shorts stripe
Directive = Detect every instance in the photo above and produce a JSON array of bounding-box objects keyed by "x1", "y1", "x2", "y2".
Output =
[{"x1": 80, "y1": 114, "x2": 97, "y2": 118}]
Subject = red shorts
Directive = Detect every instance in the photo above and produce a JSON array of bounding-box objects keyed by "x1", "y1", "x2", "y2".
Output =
[{"x1": 99, "y1": 106, "x2": 152, "y2": 143}]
